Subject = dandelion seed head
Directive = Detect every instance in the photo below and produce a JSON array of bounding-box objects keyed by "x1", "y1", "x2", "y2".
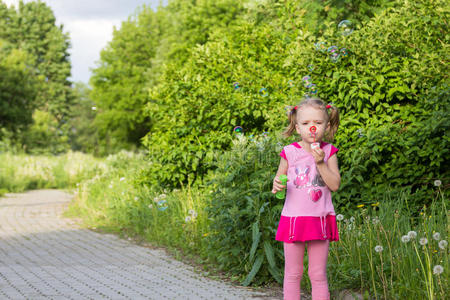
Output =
[
  {"x1": 148, "y1": 204, "x2": 153, "y2": 209},
  {"x1": 419, "y1": 238, "x2": 428, "y2": 245},
  {"x1": 349, "y1": 216, "x2": 355, "y2": 223},
  {"x1": 375, "y1": 245, "x2": 383, "y2": 253},
  {"x1": 337, "y1": 214, "x2": 344, "y2": 221},
  {"x1": 185, "y1": 216, "x2": 192, "y2": 222},
  {"x1": 438, "y1": 240, "x2": 448, "y2": 249},
  {"x1": 401, "y1": 235, "x2": 410, "y2": 243},
  {"x1": 433, "y1": 265, "x2": 443, "y2": 275},
  {"x1": 407, "y1": 231, "x2": 417, "y2": 239},
  {"x1": 120, "y1": 177, "x2": 125, "y2": 181},
  {"x1": 434, "y1": 180, "x2": 441, "y2": 187},
  {"x1": 433, "y1": 232, "x2": 441, "y2": 241}
]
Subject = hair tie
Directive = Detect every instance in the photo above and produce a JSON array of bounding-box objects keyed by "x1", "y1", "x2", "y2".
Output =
[{"x1": 326, "y1": 104, "x2": 332, "y2": 109}]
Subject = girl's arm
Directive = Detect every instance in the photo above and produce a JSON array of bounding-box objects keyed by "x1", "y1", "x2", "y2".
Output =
[
  {"x1": 315, "y1": 153, "x2": 341, "y2": 192},
  {"x1": 272, "y1": 158, "x2": 288, "y2": 194}
]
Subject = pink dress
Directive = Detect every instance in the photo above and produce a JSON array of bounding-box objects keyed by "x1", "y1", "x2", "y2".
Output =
[{"x1": 275, "y1": 141, "x2": 340, "y2": 243}]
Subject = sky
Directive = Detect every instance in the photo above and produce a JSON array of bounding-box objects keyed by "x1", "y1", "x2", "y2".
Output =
[{"x1": 3, "y1": 0, "x2": 164, "y2": 84}]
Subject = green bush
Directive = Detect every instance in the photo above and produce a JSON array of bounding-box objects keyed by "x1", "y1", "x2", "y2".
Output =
[{"x1": 142, "y1": 0, "x2": 448, "y2": 208}]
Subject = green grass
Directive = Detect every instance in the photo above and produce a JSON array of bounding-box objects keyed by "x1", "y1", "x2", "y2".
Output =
[{"x1": 1, "y1": 151, "x2": 448, "y2": 299}]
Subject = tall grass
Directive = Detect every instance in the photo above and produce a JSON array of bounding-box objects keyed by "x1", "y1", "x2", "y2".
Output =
[{"x1": 0, "y1": 150, "x2": 447, "y2": 299}]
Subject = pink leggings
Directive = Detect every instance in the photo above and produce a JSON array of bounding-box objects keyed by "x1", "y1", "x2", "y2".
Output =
[{"x1": 283, "y1": 240, "x2": 330, "y2": 300}]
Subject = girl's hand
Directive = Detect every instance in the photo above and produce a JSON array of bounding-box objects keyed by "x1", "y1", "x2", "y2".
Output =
[
  {"x1": 272, "y1": 175, "x2": 288, "y2": 194},
  {"x1": 311, "y1": 148, "x2": 325, "y2": 164}
]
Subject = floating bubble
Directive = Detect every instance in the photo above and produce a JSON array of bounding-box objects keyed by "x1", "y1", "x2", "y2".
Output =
[
  {"x1": 328, "y1": 46, "x2": 340, "y2": 62},
  {"x1": 157, "y1": 200, "x2": 168, "y2": 211},
  {"x1": 234, "y1": 126, "x2": 244, "y2": 134},
  {"x1": 309, "y1": 84, "x2": 318, "y2": 94},
  {"x1": 314, "y1": 41, "x2": 327, "y2": 52},
  {"x1": 307, "y1": 64, "x2": 315, "y2": 72},
  {"x1": 259, "y1": 87, "x2": 268, "y2": 97},
  {"x1": 233, "y1": 82, "x2": 240, "y2": 90},
  {"x1": 338, "y1": 20, "x2": 354, "y2": 36},
  {"x1": 287, "y1": 80, "x2": 294, "y2": 88},
  {"x1": 262, "y1": 132, "x2": 269, "y2": 138},
  {"x1": 340, "y1": 48, "x2": 349, "y2": 57},
  {"x1": 302, "y1": 75, "x2": 311, "y2": 82}
]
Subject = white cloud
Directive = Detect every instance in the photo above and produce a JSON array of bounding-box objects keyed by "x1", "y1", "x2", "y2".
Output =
[{"x1": 2, "y1": 0, "x2": 162, "y2": 83}]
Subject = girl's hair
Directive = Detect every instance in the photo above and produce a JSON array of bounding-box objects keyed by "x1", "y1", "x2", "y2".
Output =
[{"x1": 282, "y1": 97, "x2": 340, "y2": 141}]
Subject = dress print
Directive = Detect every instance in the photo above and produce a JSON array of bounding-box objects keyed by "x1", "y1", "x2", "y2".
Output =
[{"x1": 294, "y1": 163, "x2": 325, "y2": 202}]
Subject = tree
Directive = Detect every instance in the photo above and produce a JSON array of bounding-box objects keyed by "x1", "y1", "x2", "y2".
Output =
[{"x1": 0, "y1": 39, "x2": 39, "y2": 135}]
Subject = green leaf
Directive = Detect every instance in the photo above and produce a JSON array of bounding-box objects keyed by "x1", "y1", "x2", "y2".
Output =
[
  {"x1": 263, "y1": 240, "x2": 276, "y2": 268},
  {"x1": 242, "y1": 253, "x2": 264, "y2": 286}
]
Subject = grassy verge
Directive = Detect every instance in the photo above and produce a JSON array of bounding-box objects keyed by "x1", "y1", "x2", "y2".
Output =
[{"x1": 1, "y1": 151, "x2": 448, "y2": 299}]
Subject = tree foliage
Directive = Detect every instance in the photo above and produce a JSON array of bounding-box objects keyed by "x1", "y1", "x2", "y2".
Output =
[{"x1": 0, "y1": 0, "x2": 72, "y2": 151}]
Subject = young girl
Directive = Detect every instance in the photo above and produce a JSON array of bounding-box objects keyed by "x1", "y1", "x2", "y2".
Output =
[{"x1": 272, "y1": 97, "x2": 340, "y2": 300}]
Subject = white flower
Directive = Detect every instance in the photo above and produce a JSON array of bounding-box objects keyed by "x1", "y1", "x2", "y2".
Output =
[
  {"x1": 91, "y1": 106, "x2": 97, "y2": 110},
  {"x1": 337, "y1": 214, "x2": 344, "y2": 221},
  {"x1": 432, "y1": 232, "x2": 441, "y2": 241},
  {"x1": 185, "y1": 216, "x2": 192, "y2": 222},
  {"x1": 160, "y1": 194, "x2": 167, "y2": 199},
  {"x1": 134, "y1": 196, "x2": 139, "y2": 201},
  {"x1": 433, "y1": 265, "x2": 444, "y2": 275},
  {"x1": 174, "y1": 189, "x2": 180, "y2": 192},
  {"x1": 348, "y1": 224, "x2": 354, "y2": 230},
  {"x1": 153, "y1": 196, "x2": 160, "y2": 202},
  {"x1": 164, "y1": 189, "x2": 168, "y2": 193},
  {"x1": 439, "y1": 240, "x2": 448, "y2": 249},
  {"x1": 372, "y1": 217, "x2": 380, "y2": 225},
  {"x1": 419, "y1": 238, "x2": 428, "y2": 245},
  {"x1": 148, "y1": 204, "x2": 153, "y2": 209},
  {"x1": 349, "y1": 216, "x2": 355, "y2": 223},
  {"x1": 375, "y1": 245, "x2": 383, "y2": 253},
  {"x1": 188, "y1": 209, "x2": 195, "y2": 215},
  {"x1": 192, "y1": 211, "x2": 198, "y2": 218},
  {"x1": 407, "y1": 231, "x2": 417, "y2": 239},
  {"x1": 109, "y1": 184, "x2": 113, "y2": 189},
  {"x1": 401, "y1": 235, "x2": 410, "y2": 243},
  {"x1": 120, "y1": 177, "x2": 125, "y2": 181},
  {"x1": 434, "y1": 180, "x2": 441, "y2": 187}
]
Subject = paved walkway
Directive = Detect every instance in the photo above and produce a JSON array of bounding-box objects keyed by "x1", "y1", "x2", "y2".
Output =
[{"x1": 0, "y1": 190, "x2": 281, "y2": 300}]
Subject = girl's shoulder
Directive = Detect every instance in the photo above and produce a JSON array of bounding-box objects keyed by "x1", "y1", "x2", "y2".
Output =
[{"x1": 321, "y1": 142, "x2": 339, "y2": 158}]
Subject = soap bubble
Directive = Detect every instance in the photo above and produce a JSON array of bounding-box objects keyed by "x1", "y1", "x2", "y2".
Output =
[
  {"x1": 338, "y1": 20, "x2": 353, "y2": 36},
  {"x1": 262, "y1": 131, "x2": 269, "y2": 138},
  {"x1": 308, "y1": 64, "x2": 315, "y2": 72},
  {"x1": 157, "y1": 200, "x2": 168, "y2": 211},
  {"x1": 259, "y1": 87, "x2": 268, "y2": 97},
  {"x1": 314, "y1": 41, "x2": 327, "y2": 52},
  {"x1": 328, "y1": 46, "x2": 340, "y2": 62},
  {"x1": 302, "y1": 75, "x2": 312, "y2": 88},
  {"x1": 234, "y1": 126, "x2": 244, "y2": 134},
  {"x1": 340, "y1": 48, "x2": 349, "y2": 57},
  {"x1": 287, "y1": 80, "x2": 294, "y2": 88},
  {"x1": 309, "y1": 84, "x2": 318, "y2": 94},
  {"x1": 233, "y1": 82, "x2": 240, "y2": 90}
]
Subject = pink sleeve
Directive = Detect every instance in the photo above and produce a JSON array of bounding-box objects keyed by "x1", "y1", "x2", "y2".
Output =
[
  {"x1": 329, "y1": 145, "x2": 339, "y2": 159},
  {"x1": 279, "y1": 149, "x2": 287, "y2": 160}
]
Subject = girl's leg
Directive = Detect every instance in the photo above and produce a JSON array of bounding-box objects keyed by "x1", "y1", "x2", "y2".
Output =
[
  {"x1": 307, "y1": 239, "x2": 330, "y2": 300},
  {"x1": 283, "y1": 242, "x2": 306, "y2": 300}
]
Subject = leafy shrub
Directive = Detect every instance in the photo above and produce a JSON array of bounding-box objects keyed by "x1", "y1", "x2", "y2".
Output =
[
  {"x1": 204, "y1": 134, "x2": 286, "y2": 285},
  {"x1": 142, "y1": 0, "x2": 448, "y2": 209}
]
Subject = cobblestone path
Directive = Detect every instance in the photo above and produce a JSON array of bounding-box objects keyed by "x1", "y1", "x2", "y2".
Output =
[{"x1": 0, "y1": 190, "x2": 280, "y2": 300}]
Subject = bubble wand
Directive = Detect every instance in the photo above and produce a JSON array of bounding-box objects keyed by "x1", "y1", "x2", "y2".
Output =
[
  {"x1": 275, "y1": 174, "x2": 288, "y2": 199},
  {"x1": 310, "y1": 126, "x2": 320, "y2": 149}
]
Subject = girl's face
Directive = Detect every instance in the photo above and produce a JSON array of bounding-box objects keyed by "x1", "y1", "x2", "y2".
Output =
[{"x1": 295, "y1": 106, "x2": 329, "y2": 143}]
